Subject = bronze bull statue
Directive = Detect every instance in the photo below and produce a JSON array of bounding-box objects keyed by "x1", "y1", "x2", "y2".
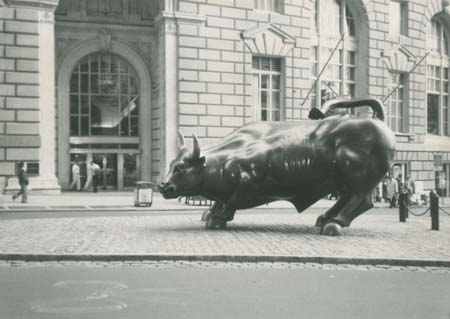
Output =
[{"x1": 159, "y1": 98, "x2": 396, "y2": 236}]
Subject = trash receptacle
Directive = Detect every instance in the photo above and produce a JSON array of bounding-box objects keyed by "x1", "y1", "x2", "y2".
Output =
[{"x1": 134, "y1": 181, "x2": 153, "y2": 207}]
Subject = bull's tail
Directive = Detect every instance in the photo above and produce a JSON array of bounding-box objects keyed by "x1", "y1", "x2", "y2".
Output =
[{"x1": 309, "y1": 97, "x2": 385, "y2": 121}]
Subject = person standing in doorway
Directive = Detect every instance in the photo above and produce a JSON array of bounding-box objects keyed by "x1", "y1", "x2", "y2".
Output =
[
  {"x1": 12, "y1": 162, "x2": 28, "y2": 203},
  {"x1": 92, "y1": 161, "x2": 101, "y2": 193},
  {"x1": 405, "y1": 175, "x2": 416, "y2": 205},
  {"x1": 385, "y1": 175, "x2": 399, "y2": 208},
  {"x1": 69, "y1": 161, "x2": 81, "y2": 191}
]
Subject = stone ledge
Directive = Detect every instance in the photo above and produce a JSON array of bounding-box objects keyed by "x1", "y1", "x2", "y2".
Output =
[{"x1": 0, "y1": 135, "x2": 40, "y2": 147}]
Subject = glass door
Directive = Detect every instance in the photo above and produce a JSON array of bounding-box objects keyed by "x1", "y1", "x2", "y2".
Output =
[
  {"x1": 92, "y1": 153, "x2": 117, "y2": 190},
  {"x1": 123, "y1": 154, "x2": 138, "y2": 188}
]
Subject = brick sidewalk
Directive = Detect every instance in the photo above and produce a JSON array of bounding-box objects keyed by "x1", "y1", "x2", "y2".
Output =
[{"x1": 0, "y1": 208, "x2": 449, "y2": 266}]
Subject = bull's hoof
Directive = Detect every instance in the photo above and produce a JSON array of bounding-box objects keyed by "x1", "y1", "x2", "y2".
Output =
[
  {"x1": 315, "y1": 215, "x2": 329, "y2": 228},
  {"x1": 320, "y1": 222, "x2": 342, "y2": 236},
  {"x1": 205, "y1": 216, "x2": 227, "y2": 230},
  {"x1": 201, "y1": 209, "x2": 211, "y2": 221}
]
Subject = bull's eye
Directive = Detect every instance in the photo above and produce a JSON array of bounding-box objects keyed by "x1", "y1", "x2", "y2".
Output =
[{"x1": 173, "y1": 164, "x2": 184, "y2": 174}]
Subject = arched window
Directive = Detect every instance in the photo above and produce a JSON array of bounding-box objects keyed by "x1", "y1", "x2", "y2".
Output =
[
  {"x1": 310, "y1": 0, "x2": 357, "y2": 109},
  {"x1": 69, "y1": 52, "x2": 139, "y2": 137},
  {"x1": 427, "y1": 18, "x2": 450, "y2": 136}
]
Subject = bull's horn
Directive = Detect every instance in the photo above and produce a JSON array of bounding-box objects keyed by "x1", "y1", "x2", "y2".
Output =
[
  {"x1": 177, "y1": 130, "x2": 185, "y2": 149},
  {"x1": 192, "y1": 133, "x2": 201, "y2": 159}
]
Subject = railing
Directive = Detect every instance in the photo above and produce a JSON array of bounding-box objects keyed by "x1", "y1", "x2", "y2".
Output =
[{"x1": 398, "y1": 190, "x2": 450, "y2": 231}]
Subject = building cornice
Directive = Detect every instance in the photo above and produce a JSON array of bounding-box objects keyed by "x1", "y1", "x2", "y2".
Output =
[
  {"x1": 154, "y1": 11, "x2": 206, "y2": 26},
  {"x1": 5, "y1": 0, "x2": 59, "y2": 10}
]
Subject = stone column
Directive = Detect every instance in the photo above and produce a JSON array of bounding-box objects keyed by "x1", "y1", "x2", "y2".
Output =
[
  {"x1": 154, "y1": 11, "x2": 177, "y2": 176},
  {"x1": 155, "y1": 11, "x2": 205, "y2": 174},
  {"x1": 3, "y1": 0, "x2": 60, "y2": 193}
]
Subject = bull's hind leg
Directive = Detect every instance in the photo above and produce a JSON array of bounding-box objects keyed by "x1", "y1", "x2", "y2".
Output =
[
  {"x1": 320, "y1": 191, "x2": 373, "y2": 236},
  {"x1": 315, "y1": 193, "x2": 351, "y2": 228},
  {"x1": 332, "y1": 191, "x2": 373, "y2": 227}
]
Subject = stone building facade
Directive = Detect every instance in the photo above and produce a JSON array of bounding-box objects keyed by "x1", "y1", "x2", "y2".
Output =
[{"x1": 0, "y1": 0, "x2": 449, "y2": 198}]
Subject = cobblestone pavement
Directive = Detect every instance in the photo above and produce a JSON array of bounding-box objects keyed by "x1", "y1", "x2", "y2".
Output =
[
  {"x1": 0, "y1": 260, "x2": 449, "y2": 274},
  {"x1": 0, "y1": 209, "x2": 449, "y2": 264}
]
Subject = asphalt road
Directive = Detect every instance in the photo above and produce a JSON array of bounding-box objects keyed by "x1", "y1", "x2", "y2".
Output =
[{"x1": 0, "y1": 264, "x2": 449, "y2": 319}]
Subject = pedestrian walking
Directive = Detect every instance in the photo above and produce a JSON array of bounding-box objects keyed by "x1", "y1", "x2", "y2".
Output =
[
  {"x1": 12, "y1": 162, "x2": 28, "y2": 203},
  {"x1": 384, "y1": 175, "x2": 399, "y2": 208},
  {"x1": 405, "y1": 174, "x2": 416, "y2": 205},
  {"x1": 83, "y1": 161, "x2": 100, "y2": 192},
  {"x1": 69, "y1": 161, "x2": 81, "y2": 191}
]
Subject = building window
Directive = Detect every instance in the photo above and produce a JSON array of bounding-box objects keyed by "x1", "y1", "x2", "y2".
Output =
[
  {"x1": 427, "y1": 65, "x2": 449, "y2": 135},
  {"x1": 387, "y1": 72, "x2": 406, "y2": 132},
  {"x1": 427, "y1": 18, "x2": 450, "y2": 136},
  {"x1": 254, "y1": 0, "x2": 282, "y2": 13},
  {"x1": 389, "y1": 1, "x2": 408, "y2": 38},
  {"x1": 428, "y1": 19, "x2": 449, "y2": 55},
  {"x1": 310, "y1": 0, "x2": 358, "y2": 109},
  {"x1": 252, "y1": 57, "x2": 282, "y2": 121},
  {"x1": 69, "y1": 52, "x2": 139, "y2": 137}
]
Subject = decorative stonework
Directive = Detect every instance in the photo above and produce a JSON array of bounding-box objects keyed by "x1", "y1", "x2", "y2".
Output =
[
  {"x1": 55, "y1": 37, "x2": 78, "y2": 65},
  {"x1": 129, "y1": 40, "x2": 154, "y2": 75},
  {"x1": 443, "y1": 0, "x2": 450, "y2": 14},
  {"x1": 425, "y1": 0, "x2": 446, "y2": 21},
  {"x1": 241, "y1": 24, "x2": 295, "y2": 56},
  {"x1": 98, "y1": 29, "x2": 112, "y2": 52},
  {"x1": 381, "y1": 45, "x2": 416, "y2": 73},
  {"x1": 38, "y1": 10, "x2": 54, "y2": 23}
]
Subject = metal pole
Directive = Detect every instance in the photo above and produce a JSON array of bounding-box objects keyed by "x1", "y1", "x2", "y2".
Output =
[
  {"x1": 430, "y1": 190, "x2": 439, "y2": 231},
  {"x1": 301, "y1": 33, "x2": 345, "y2": 106},
  {"x1": 399, "y1": 191, "x2": 407, "y2": 222},
  {"x1": 382, "y1": 52, "x2": 431, "y2": 104}
]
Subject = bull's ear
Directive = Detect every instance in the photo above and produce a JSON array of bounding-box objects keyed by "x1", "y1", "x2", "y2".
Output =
[{"x1": 193, "y1": 156, "x2": 206, "y2": 171}]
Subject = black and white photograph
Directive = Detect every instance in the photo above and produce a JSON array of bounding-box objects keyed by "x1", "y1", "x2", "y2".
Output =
[{"x1": 0, "y1": 0, "x2": 449, "y2": 318}]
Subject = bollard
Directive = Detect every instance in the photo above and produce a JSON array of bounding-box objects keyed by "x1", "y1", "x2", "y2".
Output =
[
  {"x1": 430, "y1": 190, "x2": 439, "y2": 231},
  {"x1": 399, "y1": 191, "x2": 407, "y2": 222}
]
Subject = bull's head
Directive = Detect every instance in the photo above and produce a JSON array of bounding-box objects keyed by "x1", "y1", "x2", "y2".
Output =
[{"x1": 159, "y1": 131, "x2": 206, "y2": 199}]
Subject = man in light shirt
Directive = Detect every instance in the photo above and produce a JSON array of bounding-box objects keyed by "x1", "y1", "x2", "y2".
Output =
[
  {"x1": 69, "y1": 161, "x2": 81, "y2": 191},
  {"x1": 84, "y1": 161, "x2": 100, "y2": 192}
]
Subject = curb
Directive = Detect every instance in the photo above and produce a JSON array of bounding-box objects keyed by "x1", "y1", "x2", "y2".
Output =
[
  {"x1": 0, "y1": 206, "x2": 206, "y2": 213},
  {"x1": 1, "y1": 254, "x2": 449, "y2": 268}
]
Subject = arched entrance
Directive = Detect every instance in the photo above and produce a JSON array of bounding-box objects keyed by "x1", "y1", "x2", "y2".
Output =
[
  {"x1": 57, "y1": 40, "x2": 152, "y2": 190},
  {"x1": 69, "y1": 52, "x2": 140, "y2": 190}
]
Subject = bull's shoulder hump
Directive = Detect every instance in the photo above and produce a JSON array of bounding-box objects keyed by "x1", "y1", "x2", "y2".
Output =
[{"x1": 205, "y1": 120, "x2": 320, "y2": 157}]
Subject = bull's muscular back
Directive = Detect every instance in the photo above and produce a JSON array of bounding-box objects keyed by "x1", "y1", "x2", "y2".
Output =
[{"x1": 201, "y1": 116, "x2": 395, "y2": 205}]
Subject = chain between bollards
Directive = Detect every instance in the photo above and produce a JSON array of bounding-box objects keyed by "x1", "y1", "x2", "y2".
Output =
[{"x1": 430, "y1": 190, "x2": 439, "y2": 231}]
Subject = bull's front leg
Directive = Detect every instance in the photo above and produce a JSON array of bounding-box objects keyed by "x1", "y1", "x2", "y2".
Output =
[
  {"x1": 204, "y1": 172, "x2": 253, "y2": 230},
  {"x1": 204, "y1": 201, "x2": 235, "y2": 230}
]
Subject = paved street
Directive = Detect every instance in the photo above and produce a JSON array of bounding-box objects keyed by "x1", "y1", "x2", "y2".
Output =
[
  {"x1": 0, "y1": 263, "x2": 449, "y2": 319},
  {"x1": 0, "y1": 206, "x2": 449, "y2": 265}
]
